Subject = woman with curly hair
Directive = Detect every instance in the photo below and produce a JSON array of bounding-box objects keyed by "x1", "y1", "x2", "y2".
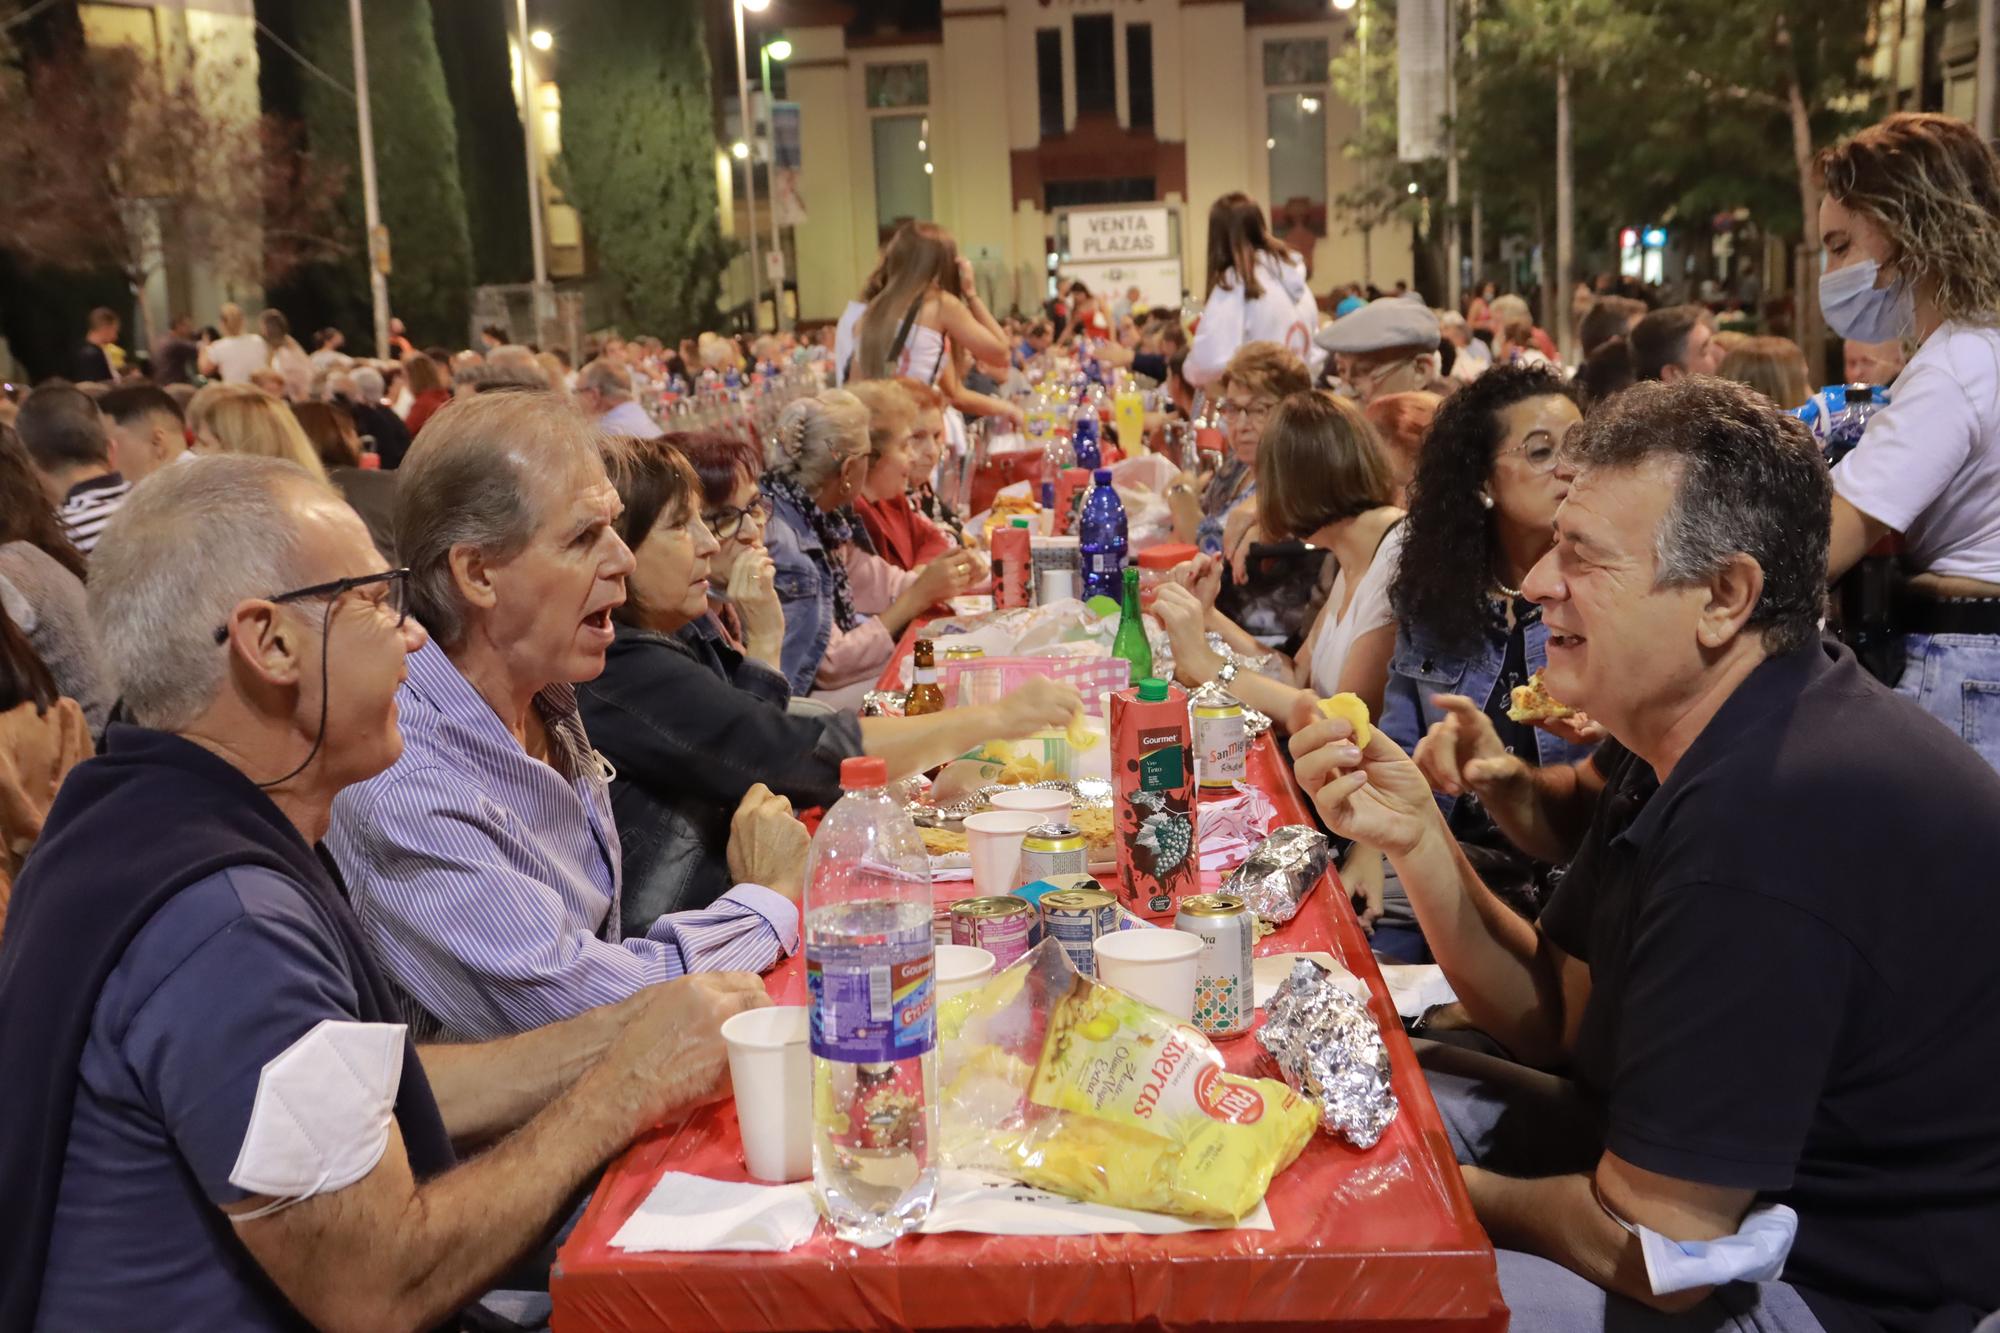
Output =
[
  {"x1": 1371, "y1": 364, "x2": 1597, "y2": 959},
  {"x1": 1818, "y1": 113, "x2": 2000, "y2": 767}
]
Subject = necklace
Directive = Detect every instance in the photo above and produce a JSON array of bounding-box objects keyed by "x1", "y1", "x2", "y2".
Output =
[{"x1": 1494, "y1": 577, "x2": 1522, "y2": 599}]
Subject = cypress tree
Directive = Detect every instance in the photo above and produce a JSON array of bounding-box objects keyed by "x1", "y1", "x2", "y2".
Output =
[
  {"x1": 560, "y1": 0, "x2": 729, "y2": 338},
  {"x1": 293, "y1": 0, "x2": 475, "y2": 344},
  {"x1": 432, "y1": 0, "x2": 531, "y2": 288}
]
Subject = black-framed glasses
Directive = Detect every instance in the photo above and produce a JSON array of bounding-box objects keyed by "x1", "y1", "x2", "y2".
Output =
[
  {"x1": 702, "y1": 496, "x2": 769, "y2": 542},
  {"x1": 213, "y1": 568, "x2": 411, "y2": 644},
  {"x1": 1216, "y1": 398, "x2": 1276, "y2": 424}
]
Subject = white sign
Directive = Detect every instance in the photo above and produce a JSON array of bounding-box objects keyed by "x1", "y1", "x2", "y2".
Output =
[{"x1": 1068, "y1": 206, "x2": 1173, "y2": 263}]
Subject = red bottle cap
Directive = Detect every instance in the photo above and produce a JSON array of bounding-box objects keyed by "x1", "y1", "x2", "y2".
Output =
[{"x1": 840, "y1": 756, "x2": 888, "y2": 788}]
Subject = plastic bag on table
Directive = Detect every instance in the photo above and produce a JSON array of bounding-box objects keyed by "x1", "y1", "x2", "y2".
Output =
[{"x1": 938, "y1": 939, "x2": 1317, "y2": 1223}]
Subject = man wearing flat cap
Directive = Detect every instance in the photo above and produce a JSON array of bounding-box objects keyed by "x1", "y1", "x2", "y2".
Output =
[{"x1": 1314, "y1": 297, "x2": 1451, "y2": 405}]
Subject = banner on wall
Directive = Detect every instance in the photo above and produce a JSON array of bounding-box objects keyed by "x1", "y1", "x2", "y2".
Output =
[
  {"x1": 1397, "y1": 0, "x2": 1449, "y2": 163},
  {"x1": 770, "y1": 101, "x2": 806, "y2": 228}
]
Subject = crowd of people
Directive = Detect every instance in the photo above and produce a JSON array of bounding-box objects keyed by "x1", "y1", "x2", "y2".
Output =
[{"x1": 0, "y1": 107, "x2": 1996, "y2": 1332}]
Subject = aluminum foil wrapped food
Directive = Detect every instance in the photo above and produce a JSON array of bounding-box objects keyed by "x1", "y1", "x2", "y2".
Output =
[
  {"x1": 1257, "y1": 956, "x2": 1399, "y2": 1148},
  {"x1": 1222, "y1": 825, "x2": 1330, "y2": 925}
]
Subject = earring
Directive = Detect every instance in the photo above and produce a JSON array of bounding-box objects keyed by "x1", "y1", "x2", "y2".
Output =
[{"x1": 1479, "y1": 492, "x2": 1495, "y2": 510}]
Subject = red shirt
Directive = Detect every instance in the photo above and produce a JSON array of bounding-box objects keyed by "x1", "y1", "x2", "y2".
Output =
[
  {"x1": 853, "y1": 492, "x2": 952, "y2": 571},
  {"x1": 405, "y1": 388, "x2": 452, "y2": 438}
]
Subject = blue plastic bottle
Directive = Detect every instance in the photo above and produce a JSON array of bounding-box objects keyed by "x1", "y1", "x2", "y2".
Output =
[
  {"x1": 1072, "y1": 401, "x2": 1102, "y2": 472},
  {"x1": 1077, "y1": 468, "x2": 1128, "y2": 600}
]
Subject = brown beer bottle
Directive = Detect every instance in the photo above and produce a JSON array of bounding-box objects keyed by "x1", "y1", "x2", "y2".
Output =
[{"x1": 906, "y1": 638, "x2": 946, "y2": 716}]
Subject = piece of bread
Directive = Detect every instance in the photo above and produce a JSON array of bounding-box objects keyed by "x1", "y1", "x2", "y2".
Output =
[
  {"x1": 1316, "y1": 693, "x2": 1373, "y2": 748},
  {"x1": 1507, "y1": 671, "x2": 1576, "y2": 724}
]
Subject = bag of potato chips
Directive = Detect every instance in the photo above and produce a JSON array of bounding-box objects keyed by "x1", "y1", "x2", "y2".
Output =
[{"x1": 938, "y1": 938, "x2": 1315, "y2": 1221}]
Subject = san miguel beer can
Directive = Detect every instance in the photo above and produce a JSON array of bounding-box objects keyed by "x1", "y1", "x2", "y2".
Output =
[
  {"x1": 1174, "y1": 893, "x2": 1255, "y2": 1037},
  {"x1": 1191, "y1": 686, "x2": 1249, "y2": 790}
]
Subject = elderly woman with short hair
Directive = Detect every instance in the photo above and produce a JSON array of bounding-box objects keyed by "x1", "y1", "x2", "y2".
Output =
[
  {"x1": 326, "y1": 392, "x2": 807, "y2": 1042},
  {"x1": 762, "y1": 388, "x2": 979, "y2": 705}
]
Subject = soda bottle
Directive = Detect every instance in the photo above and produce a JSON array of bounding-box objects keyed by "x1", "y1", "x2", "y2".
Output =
[
  {"x1": 806, "y1": 756, "x2": 938, "y2": 1245},
  {"x1": 1077, "y1": 468, "x2": 1129, "y2": 600},
  {"x1": 1112, "y1": 566, "x2": 1153, "y2": 682}
]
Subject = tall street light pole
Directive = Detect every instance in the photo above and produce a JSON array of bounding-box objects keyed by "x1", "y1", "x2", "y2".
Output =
[
  {"x1": 733, "y1": 0, "x2": 772, "y2": 332},
  {"x1": 761, "y1": 38, "x2": 792, "y2": 332},
  {"x1": 516, "y1": 0, "x2": 551, "y2": 344},
  {"x1": 349, "y1": 0, "x2": 390, "y2": 358}
]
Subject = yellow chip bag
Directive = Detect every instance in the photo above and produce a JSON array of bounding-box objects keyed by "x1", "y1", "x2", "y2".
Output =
[
  {"x1": 940, "y1": 943, "x2": 1316, "y2": 1222},
  {"x1": 1317, "y1": 692, "x2": 1373, "y2": 748}
]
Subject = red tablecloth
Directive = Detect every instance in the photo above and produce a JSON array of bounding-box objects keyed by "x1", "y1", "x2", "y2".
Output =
[{"x1": 552, "y1": 644, "x2": 1505, "y2": 1332}]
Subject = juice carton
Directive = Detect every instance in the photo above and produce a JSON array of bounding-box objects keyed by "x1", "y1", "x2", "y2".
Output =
[
  {"x1": 991, "y1": 518, "x2": 1032, "y2": 609},
  {"x1": 1110, "y1": 678, "x2": 1199, "y2": 920},
  {"x1": 1050, "y1": 467, "x2": 1095, "y2": 538}
]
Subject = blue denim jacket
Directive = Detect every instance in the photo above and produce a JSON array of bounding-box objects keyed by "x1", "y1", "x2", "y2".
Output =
[
  {"x1": 1380, "y1": 612, "x2": 1596, "y2": 823},
  {"x1": 763, "y1": 483, "x2": 838, "y2": 697}
]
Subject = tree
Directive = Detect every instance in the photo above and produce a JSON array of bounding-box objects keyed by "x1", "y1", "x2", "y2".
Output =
[
  {"x1": 432, "y1": 0, "x2": 531, "y2": 287},
  {"x1": 559, "y1": 0, "x2": 731, "y2": 339},
  {"x1": 291, "y1": 0, "x2": 475, "y2": 345},
  {"x1": 0, "y1": 37, "x2": 346, "y2": 346}
]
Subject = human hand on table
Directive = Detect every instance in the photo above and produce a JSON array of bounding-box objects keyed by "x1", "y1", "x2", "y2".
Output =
[
  {"x1": 596, "y1": 973, "x2": 770, "y2": 1124},
  {"x1": 1153, "y1": 583, "x2": 1223, "y2": 687},
  {"x1": 988, "y1": 674, "x2": 1084, "y2": 739},
  {"x1": 1289, "y1": 716, "x2": 1440, "y2": 860},
  {"x1": 727, "y1": 783, "x2": 809, "y2": 903}
]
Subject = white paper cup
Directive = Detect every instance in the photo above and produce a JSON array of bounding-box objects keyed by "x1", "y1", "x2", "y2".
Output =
[
  {"x1": 989, "y1": 787, "x2": 1073, "y2": 822},
  {"x1": 962, "y1": 810, "x2": 1043, "y2": 896},
  {"x1": 722, "y1": 1006, "x2": 812, "y2": 1183},
  {"x1": 934, "y1": 943, "x2": 997, "y2": 1002},
  {"x1": 1094, "y1": 931, "x2": 1204, "y2": 1021}
]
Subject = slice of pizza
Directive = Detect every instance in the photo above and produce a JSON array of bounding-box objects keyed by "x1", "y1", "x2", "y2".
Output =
[{"x1": 1507, "y1": 671, "x2": 1577, "y2": 724}]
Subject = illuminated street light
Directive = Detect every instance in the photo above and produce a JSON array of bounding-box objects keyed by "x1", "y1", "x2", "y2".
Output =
[
  {"x1": 1332, "y1": 0, "x2": 1358, "y2": 10},
  {"x1": 1407, "y1": 182, "x2": 1419, "y2": 194},
  {"x1": 741, "y1": 0, "x2": 771, "y2": 10},
  {"x1": 529, "y1": 28, "x2": 553, "y2": 51},
  {"x1": 924, "y1": 161, "x2": 934, "y2": 175},
  {"x1": 1266, "y1": 137, "x2": 1276, "y2": 149},
  {"x1": 1299, "y1": 95, "x2": 1321, "y2": 114},
  {"x1": 732, "y1": 140, "x2": 750, "y2": 159}
]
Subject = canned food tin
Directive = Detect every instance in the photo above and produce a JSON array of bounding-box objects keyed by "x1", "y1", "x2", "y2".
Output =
[
  {"x1": 1193, "y1": 694, "x2": 1248, "y2": 789},
  {"x1": 1174, "y1": 893, "x2": 1255, "y2": 1037},
  {"x1": 951, "y1": 895, "x2": 1036, "y2": 968},
  {"x1": 1019, "y1": 822, "x2": 1088, "y2": 885},
  {"x1": 1039, "y1": 884, "x2": 1118, "y2": 976}
]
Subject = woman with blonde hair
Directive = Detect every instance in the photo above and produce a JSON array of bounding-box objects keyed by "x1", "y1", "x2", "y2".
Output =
[
  {"x1": 257, "y1": 308, "x2": 313, "y2": 400},
  {"x1": 760, "y1": 389, "x2": 981, "y2": 703},
  {"x1": 1717, "y1": 335, "x2": 1810, "y2": 409},
  {"x1": 845, "y1": 379, "x2": 956, "y2": 572},
  {"x1": 188, "y1": 386, "x2": 327, "y2": 482},
  {"x1": 838, "y1": 221, "x2": 1009, "y2": 392},
  {"x1": 1819, "y1": 112, "x2": 2000, "y2": 766}
]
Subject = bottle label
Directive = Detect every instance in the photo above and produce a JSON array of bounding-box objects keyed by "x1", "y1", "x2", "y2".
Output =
[
  {"x1": 809, "y1": 935, "x2": 935, "y2": 1063},
  {"x1": 913, "y1": 666, "x2": 938, "y2": 685},
  {"x1": 1084, "y1": 550, "x2": 1125, "y2": 576}
]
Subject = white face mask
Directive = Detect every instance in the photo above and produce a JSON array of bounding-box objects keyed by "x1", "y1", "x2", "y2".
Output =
[
  {"x1": 1819, "y1": 258, "x2": 1914, "y2": 343},
  {"x1": 227, "y1": 1020, "x2": 405, "y2": 1219}
]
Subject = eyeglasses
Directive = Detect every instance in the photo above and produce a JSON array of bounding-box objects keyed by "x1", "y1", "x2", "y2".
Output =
[
  {"x1": 702, "y1": 496, "x2": 769, "y2": 542},
  {"x1": 1216, "y1": 398, "x2": 1276, "y2": 424},
  {"x1": 1497, "y1": 426, "x2": 1578, "y2": 476},
  {"x1": 213, "y1": 568, "x2": 411, "y2": 645}
]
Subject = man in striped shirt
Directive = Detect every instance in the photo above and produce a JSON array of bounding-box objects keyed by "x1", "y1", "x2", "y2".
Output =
[
  {"x1": 16, "y1": 383, "x2": 132, "y2": 557},
  {"x1": 328, "y1": 392, "x2": 808, "y2": 1041}
]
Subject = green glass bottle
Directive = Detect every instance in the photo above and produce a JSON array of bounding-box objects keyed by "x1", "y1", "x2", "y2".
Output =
[{"x1": 1112, "y1": 566, "x2": 1154, "y2": 684}]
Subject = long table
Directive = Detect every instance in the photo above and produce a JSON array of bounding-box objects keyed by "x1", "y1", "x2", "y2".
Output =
[{"x1": 551, "y1": 645, "x2": 1505, "y2": 1332}]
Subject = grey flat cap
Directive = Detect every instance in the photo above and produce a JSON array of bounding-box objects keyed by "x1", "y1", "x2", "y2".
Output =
[{"x1": 1314, "y1": 297, "x2": 1441, "y2": 354}]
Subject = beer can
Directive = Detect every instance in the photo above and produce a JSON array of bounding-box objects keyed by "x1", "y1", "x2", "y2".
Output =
[
  {"x1": 1018, "y1": 822, "x2": 1088, "y2": 885},
  {"x1": 951, "y1": 895, "x2": 1035, "y2": 968},
  {"x1": 942, "y1": 644, "x2": 985, "y2": 662},
  {"x1": 1192, "y1": 689, "x2": 1248, "y2": 789},
  {"x1": 1174, "y1": 893, "x2": 1255, "y2": 1037},
  {"x1": 1039, "y1": 884, "x2": 1118, "y2": 976}
]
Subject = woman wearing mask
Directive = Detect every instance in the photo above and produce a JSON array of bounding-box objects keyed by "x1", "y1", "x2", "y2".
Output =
[
  {"x1": 762, "y1": 390, "x2": 981, "y2": 705},
  {"x1": 578, "y1": 436, "x2": 1081, "y2": 925},
  {"x1": 1819, "y1": 112, "x2": 2000, "y2": 768},
  {"x1": 1374, "y1": 364, "x2": 1598, "y2": 959},
  {"x1": 1184, "y1": 193, "x2": 1326, "y2": 387}
]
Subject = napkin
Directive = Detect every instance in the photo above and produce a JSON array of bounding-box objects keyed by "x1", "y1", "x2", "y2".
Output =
[
  {"x1": 920, "y1": 1169, "x2": 1275, "y2": 1236},
  {"x1": 609, "y1": 1171, "x2": 819, "y2": 1253},
  {"x1": 1376, "y1": 964, "x2": 1458, "y2": 1020},
  {"x1": 1197, "y1": 783, "x2": 1280, "y2": 873}
]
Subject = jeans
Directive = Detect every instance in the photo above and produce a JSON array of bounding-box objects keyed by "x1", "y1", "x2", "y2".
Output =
[
  {"x1": 1894, "y1": 632, "x2": 2000, "y2": 772},
  {"x1": 1414, "y1": 1042, "x2": 1825, "y2": 1333}
]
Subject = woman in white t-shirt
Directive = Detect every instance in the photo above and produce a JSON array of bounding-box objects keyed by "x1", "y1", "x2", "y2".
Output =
[
  {"x1": 1154, "y1": 390, "x2": 1404, "y2": 731},
  {"x1": 1817, "y1": 113, "x2": 2000, "y2": 768},
  {"x1": 1184, "y1": 193, "x2": 1326, "y2": 388},
  {"x1": 198, "y1": 303, "x2": 270, "y2": 384}
]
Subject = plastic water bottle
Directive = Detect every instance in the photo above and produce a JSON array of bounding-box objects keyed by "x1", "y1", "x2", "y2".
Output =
[
  {"x1": 1077, "y1": 468, "x2": 1128, "y2": 600},
  {"x1": 806, "y1": 755, "x2": 938, "y2": 1245},
  {"x1": 1072, "y1": 399, "x2": 1103, "y2": 471}
]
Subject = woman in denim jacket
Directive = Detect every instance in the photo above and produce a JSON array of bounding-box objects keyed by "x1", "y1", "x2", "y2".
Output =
[
  {"x1": 760, "y1": 389, "x2": 979, "y2": 706},
  {"x1": 1373, "y1": 365, "x2": 1596, "y2": 959}
]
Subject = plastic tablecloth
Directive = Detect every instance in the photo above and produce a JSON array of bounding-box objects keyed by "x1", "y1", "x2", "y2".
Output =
[{"x1": 551, "y1": 643, "x2": 1505, "y2": 1332}]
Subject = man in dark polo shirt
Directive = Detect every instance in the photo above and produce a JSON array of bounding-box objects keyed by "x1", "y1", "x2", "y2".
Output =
[{"x1": 1290, "y1": 377, "x2": 2000, "y2": 1330}]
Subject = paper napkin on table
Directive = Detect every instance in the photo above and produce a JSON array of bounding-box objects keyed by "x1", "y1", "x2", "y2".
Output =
[
  {"x1": 919, "y1": 1170, "x2": 1274, "y2": 1236},
  {"x1": 609, "y1": 1171, "x2": 819, "y2": 1253},
  {"x1": 1198, "y1": 784, "x2": 1280, "y2": 873}
]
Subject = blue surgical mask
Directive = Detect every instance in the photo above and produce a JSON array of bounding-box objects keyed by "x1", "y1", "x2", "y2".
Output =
[{"x1": 1819, "y1": 258, "x2": 1913, "y2": 343}]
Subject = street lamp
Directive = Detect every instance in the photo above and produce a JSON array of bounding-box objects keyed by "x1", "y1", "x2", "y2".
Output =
[
  {"x1": 759, "y1": 35, "x2": 793, "y2": 331},
  {"x1": 732, "y1": 0, "x2": 776, "y2": 330},
  {"x1": 515, "y1": 0, "x2": 551, "y2": 343},
  {"x1": 529, "y1": 28, "x2": 552, "y2": 51},
  {"x1": 732, "y1": 141, "x2": 750, "y2": 160},
  {"x1": 1332, "y1": 0, "x2": 1357, "y2": 9}
]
